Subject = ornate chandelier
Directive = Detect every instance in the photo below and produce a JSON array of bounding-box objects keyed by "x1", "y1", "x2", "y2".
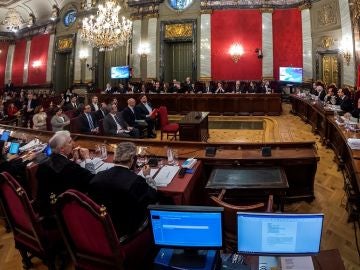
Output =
[
  {"x1": 2, "y1": 9, "x2": 24, "y2": 32},
  {"x1": 81, "y1": 0, "x2": 132, "y2": 52}
]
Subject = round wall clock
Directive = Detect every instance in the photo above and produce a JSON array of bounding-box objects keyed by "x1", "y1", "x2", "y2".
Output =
[
  {"x1": 63, "y1": 9, "x2": 77, "y2": 27},
  {"x1": 168, "y1": 0, "x2": 194, "y2": 11}
]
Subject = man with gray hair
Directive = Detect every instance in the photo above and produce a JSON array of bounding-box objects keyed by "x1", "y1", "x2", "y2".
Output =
[
  {"x1": 89, "y1": 142, "x2": 158, "y2": 236},
  {"x1": 36, "y1": 130, "x2": 95, "y2": 220}
]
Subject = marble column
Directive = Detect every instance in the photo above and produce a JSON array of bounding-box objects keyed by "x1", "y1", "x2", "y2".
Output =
[
  {"x1": 301, "y1": 7, "x2": 313, "y2": 82},
  {"x1": 74, "y1": 32, "x2": 82, "y2": 83},
  {"x1": 147, "y1": 17, "x2": 157, "y2": 79},
  {"x1": 46, "y1": 34, "x2": 55, "y2": 84},
  {"x1": 339, "y1": 0, "x2": 355, "y2": 86},
  {"x1": 5, "y1": 44, "x2": 15, "y2": 83},
  {"x1": 131, "y1": 20, "x2": 142, "y2": 79},
  {"x1": 200, "y1": 13, "x2": 211, "y2": 80},
  {"x1": 23, "y1": 39, "x2": 31, "y2": 84},
  {"x1": 262, "y1": 10, "x2": 273, "y2": 79}
]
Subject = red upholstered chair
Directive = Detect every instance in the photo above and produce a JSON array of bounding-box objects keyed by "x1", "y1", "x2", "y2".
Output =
[
  {"x1": 0, "y1": 172, "x2": 63, "y2": 269},
  {"x1": 158, "y1": 106, "x2": 179, "y2": 140},
  {"x1": 54, "y1": 189, "x2": 154, "y2": 270},
  {"x1": 70, "y1": 116, "x2": 82, "y2": 133}
]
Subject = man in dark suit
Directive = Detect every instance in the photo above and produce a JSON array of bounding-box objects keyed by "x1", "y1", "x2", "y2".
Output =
[
  {"x1": 95, "y1": 102, "x2": 109, "y2": 122},
  {"x1": 135, "y1": 95, "x2": 156, "y2": 138},
  {"x1": 65, "y1": 95, "x2": 81, "y2": 117},
  {"x1": 36, "y1": 131, "x2": 95, "y2": 221},
  {"x1": 122, "y1": 98, "x2": 148, "y2": 137},
  {"x1": 103, "y1": 103, "x2": 140, "y2": 138},
  {"x1": 317, "y1": 86, "x2": 326, "y2": 101},
  {"x1": 23, "y1": 92, "x2": 38, "y2": 127},
  {"x1": 89, "y1": 96, "x2": 99, "y2": 112},
  {"x1": 183, "y1": 77, "x2": 194, "y2": 93},
  {"x1": 4, "y1": 80, "x2": 14, "y2": 92},
  {"x1": 79, "y1": 104, "x2": 99, "y2": 134},
  {"x1": 88, "y1": 142, "x2": 158, "y2": 236},
  {"x1": 338, "y1": 88, "x2": 353, "y2": 112}
]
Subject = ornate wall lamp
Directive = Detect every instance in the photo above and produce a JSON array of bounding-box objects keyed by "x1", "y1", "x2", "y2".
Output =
[
  {"x1": 229, "y1": 43, "x2": 244, "y2": 63},
  {"x1": 339, "y1": 37, "x2": 353, "y2": 66},
  {"x1": 79, "y1": 49, "x2": 89, "y2": 84},
  {"x1": 137, "y1": 42, "x2": 150, "y2": 58},
  {"x1": 50, "y1": 5, "x2": 59, "y2": 21}
]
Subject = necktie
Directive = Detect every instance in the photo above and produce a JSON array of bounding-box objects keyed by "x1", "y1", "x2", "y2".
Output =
[
  {"x1": 87, "y1": 113, "x2": 94, "y2": 130},
  {"x1": 74, "y1": 103, "x2": 77, "y2": 108}
]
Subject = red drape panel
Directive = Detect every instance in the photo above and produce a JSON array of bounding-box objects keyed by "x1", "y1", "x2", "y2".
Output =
[
  {"x1": 273, "y1": 9, "x2": 303, "y2": 80},
  {"x1": 28, "y1": 34, "x2": 50, "y2": 85},
  {"x1": 12, "y1": 39, "x2": 27, "y2": 86},
  {"x1": 0, "y1": 43, "x2": 10, "y2": 87},
  {"x1": 211, "y1": 10, "x2": 262, "y2": 80}
]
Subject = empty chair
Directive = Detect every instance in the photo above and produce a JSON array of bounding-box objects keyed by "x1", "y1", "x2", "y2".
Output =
[
  {"x1": 0, "y1": 172, "x2": 63, "y2": 269},
  {"x1": 54, "y1": 189, "x2": 153, "y2": 270},
  {"x1": 209, "y1": 189, "x2": 273, "y2": 252},
  {"x1": 158, "y1": 106, "x2": 179, "y2": 140}
]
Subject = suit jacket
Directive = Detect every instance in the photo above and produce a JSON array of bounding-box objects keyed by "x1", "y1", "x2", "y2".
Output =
[
  {"x1": 36, "y1": 153, "x2": 94, "y2": 218},
  {"x1": 25, "y1": 99, "x2": 38, "y2": 112},
  {"x1": 90, "y1": 103, "x2": 99, "y2": 112},
  {"x1": 95, "y1": 108, "x2": 108, "y2": 122},
  {"x1": 122, "y1": 106, "x2": 137, "y2": 127},
  {"x1": 79, "y1": 113, "x2": 98, "y2": 133},
  {"x1": 319, "y1": 89, "x2": 326, "y2": 101},
  {"x1": 65, "y1": 102, "x2": 80, "y2": 111},
  {"x1": 339, "y1": 96, "x2": 353, "y2": 112},
  {"x1": 5, "y1": 83, "x2": 14, "y2": 92},
  {"x1": 88, "y1": 166, "x2": 158, "y2": 236},
  {"x1": 135, "y1": 103, "x2": 153, "y2": 120},
  {"x1": 103, "y1": 112, "x2": 129, "y2": 136}
]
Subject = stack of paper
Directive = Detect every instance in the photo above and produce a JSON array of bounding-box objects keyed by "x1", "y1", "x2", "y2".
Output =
[
  {"x1": 154, "y1": 165, "x2": 180, "y2": 187},
  {"x1": 280, "y1": 256, "x2": 314, "y2": 270},
  {"x1": 347, "y1": 138, "x2": 360, "y2": 150}
]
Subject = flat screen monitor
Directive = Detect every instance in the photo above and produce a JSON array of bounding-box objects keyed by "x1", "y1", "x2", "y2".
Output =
[
  {"x1": 149, "y1": 205, "x2": 223, "y2": 268},
  {"x1": 279, "y1": 67, "x2": 303, "y2": 83},
  {"x1": 237, "y1": 212, "x2": 324, "y2": 256},
  {"x1": 0, "y1": 130, "x2": 10, "y2": 142},
  {"x1": 8, "y1": 142, "x2": 20, "y2": 155},
  {"x1": 111, "y1": 66, "x2": 130, "y2": 79},
  {"x1": 43, "y1": 144, "x2": 52, "y2": 157}
]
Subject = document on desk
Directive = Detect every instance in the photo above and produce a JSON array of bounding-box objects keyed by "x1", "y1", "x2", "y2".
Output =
[
  {"x1": 154, "y1": 165, "x2": 180, "y2": 187},
  {"x1": 137, "y1": 168, "x2": 159, "y2": 178},
  {"x1": 280, "y1": 256, "x2": 314, "y2": 270}
]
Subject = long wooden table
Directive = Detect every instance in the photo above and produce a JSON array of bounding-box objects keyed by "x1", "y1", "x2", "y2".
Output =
[
  {"x1": 94, "y1": 93, "x2": 282, "y2": 116},
  {"x1": 0, "y1": 124, "x2": 319, "y2": 203},
  {"x1": 290, "y1": 94, "x2": 360, "y2": 220}
]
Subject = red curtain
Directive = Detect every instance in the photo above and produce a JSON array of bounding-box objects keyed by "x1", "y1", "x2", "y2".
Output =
[
  {"x1": 12, "y1": 39, "x2": 27, "y2": 86},
  {"x1": 27, "y1": 34, "x2": 50, "y2": 85},
  {"x1": 0, "y1": 42, "x2": 10, "y2": 88},
  {"x1": 273, "y1": 9, "x2": 303, "y2": 80},
  {"x1": 211, "y1": 10, "x2": 262, "y2": 80}
]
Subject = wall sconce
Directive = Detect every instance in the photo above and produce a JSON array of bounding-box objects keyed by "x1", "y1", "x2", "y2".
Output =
[
  {"x1": 32, "y1": 60, "x2": 41, "y2": 71},
  {"x1": 79, "y1": 49, "x2": 89, "y2": 62},
  {"x1": 255, "y1": 48, "x2": 263, "y2": 59},
  {"x1": 137, "y1": 42, "x2": 150, "y2": 58},
  {"x1": 339, "y1": 37, "x2": 353, "y2": 66},
  {"x1": 27, "y1": 13, "x2": 35, "y2": 28},
  {"x1": 50, "y1": 5, "x2": 59, "y2": 21},
  {"x1": 229, "y1": 43, "x2": 244, "y2": 63}
]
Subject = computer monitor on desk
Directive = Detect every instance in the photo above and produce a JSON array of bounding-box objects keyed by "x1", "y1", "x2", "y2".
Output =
[
  {"x1": 237, "y1": 212, "x2": 324, "y2": 269},
  {"x1": 149, "y1": 205, "x2": 223, "y2": 269}
]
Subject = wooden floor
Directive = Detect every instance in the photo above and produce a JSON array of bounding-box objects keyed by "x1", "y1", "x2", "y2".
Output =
[{"x1": 0, "y1": 104, "x2": 359, "y2": 269}]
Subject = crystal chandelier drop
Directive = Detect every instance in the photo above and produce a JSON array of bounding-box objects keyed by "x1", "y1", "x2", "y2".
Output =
[
  {"x1": 81, "y1": 0, "x2": 132, "y2": 52},
  {"x1": 2, "y1": 9, "x2": 24, "y2": 32}
]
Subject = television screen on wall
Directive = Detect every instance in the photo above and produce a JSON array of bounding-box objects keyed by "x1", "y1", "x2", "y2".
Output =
[
  {"x1": 279, "y1": 67, "x2": 303, "y2": 83},
  {"x1": 111, "y1": 66, "x2": 130, "y2": 79}
]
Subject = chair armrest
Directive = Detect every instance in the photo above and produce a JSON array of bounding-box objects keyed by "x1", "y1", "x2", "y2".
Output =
[
  {"x1": 210, "y1": 195, "x2": 265, "y2": 211},
  {"x1": 119, "y1": 217, "x2": 149, "y2": 244},
  {"x1": 265, "y1": 195, "x2": 274, "y2": 212}
]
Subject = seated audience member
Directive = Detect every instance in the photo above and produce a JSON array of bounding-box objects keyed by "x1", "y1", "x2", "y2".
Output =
[
  {"x1": 163, "y1": 82, "x2": 170, "y2": 93},
  {"x1": 233, "y1": 80, "x2": 242, "y2": 93},
  {"x1": 95, "y1": 101, "x2": 109, "y2": 121},
  {"x1": 324, "y1": 86, "x2": 338, "y2": 104},
  {"x1": 89, "y1": 142, "x2": 158, "y2": 236},
  {"x1": 168, "y1": 80, "x2": 180, "y2": 93},
  {"x1": 80, "y1": 104, "x2": 99, "y2": 134},
  {"x1": 139, "y1": 84, "x2": 147, "y2": 93},
  {"x1": 6, "y1": 102, "x2": 19, "y2": 119},
  {"x1": 261, "y1": 80, "x2": 272, "y2": 94},
  {"x1": 127, "y1": 83, "x2": 136, "y2": 93},
  {"x1": 338, "y1": 88, "x2": 353, "y2": 113},
  {"x1": 351, "y1": 98, "x2": 360, "y2": 119},
  {"x1": 183, "y1": 77, "x2": 194, "y2": 93},
  {"x1": 214, "y1": 82, "x2": 225, "y2": 94},
  {"x1": 90, "y1": 96, "x2": 99, "y2": 111},
  {"x1": 202, "y1": 81, "x2": 213, "y2": 94},
  {"x1": 32, "y1": 105, "x2": 47, "y2": 130},
  {"x1": 36, "y1": 130, "x2": 95, "y2": 220},
  {"x1": 104, "y1": 83, "x2": 113, "y2": 94},
  {"x1": 103, "y1": 103, "x2": 140, "y2": 138},
  {"x1": 51, "y1": 107, "x2": 70, "y2": 132},
  {"x1": 316, "y1": 85, "x2": 326, "y2": 101},
  {"x1": 65, "y1": 88, "x2": 73, "y2": 103},
  {"x1": 247, "y1": 81, "x2": 256, "y2": 93},
  {"x1": 123, "y1": 98, "x2": 148, "y2": 135},
  {"x1": 115, "y1": 83, "x2": 126, "y2": 94},
  {"x1": 135, "y1": 95, "x2": 157, "y2": 138},
  {"x1": 65, "y1": 95, "x2": 80, "y2": 111}
]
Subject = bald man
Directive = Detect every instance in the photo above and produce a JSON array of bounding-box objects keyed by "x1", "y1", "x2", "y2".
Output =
[{"x1": 122, "y1": 98, "x2": 148, "y2": 138}]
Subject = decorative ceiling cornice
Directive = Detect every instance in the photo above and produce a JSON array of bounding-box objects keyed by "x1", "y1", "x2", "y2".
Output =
[{"x1": 0, "y1": 0, "x2": 23, "y2": 8}]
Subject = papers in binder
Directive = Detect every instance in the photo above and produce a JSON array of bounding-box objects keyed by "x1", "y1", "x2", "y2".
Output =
[
  {"x1": 347, "y1": 138, "x2": 360, "y2": 150},
  {"x1": 138, "y1": 168, "x2": 159, "y2": 178},
  {"x1": 154, "y1": 165, "x2": 179, "y2": 187},
  {"x1": 280, "y1": 256, "x2": 314, "y2": 270}
]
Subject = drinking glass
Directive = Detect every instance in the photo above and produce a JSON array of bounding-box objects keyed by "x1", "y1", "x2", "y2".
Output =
[{"x1": 94, "y1": 144, "x2": 101, "y2": 158}]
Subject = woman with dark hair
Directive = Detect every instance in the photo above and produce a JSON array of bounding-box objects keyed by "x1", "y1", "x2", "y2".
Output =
[
  {"x1": 51, "y1": 107, "x2": 70, "y2": 131},
  {"x1": 32, "y1": 105, "x2": 47, "y2": 130},
  {"x1": 7, "y1": 102, "x2": 19, "y2": 119}
]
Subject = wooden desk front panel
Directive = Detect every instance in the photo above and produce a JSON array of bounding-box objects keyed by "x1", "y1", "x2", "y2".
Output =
[{"x1": 96, "y1": 94, "x2": 282, "y2": 115}]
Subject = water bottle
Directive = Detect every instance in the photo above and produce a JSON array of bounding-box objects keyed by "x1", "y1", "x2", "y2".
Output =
[
  {"x1": 167, "y1": 147, "x2": 174, "y2": 165},
  {"x1": 101, "y1": 144, "x2": 107, "y2": 160}
]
